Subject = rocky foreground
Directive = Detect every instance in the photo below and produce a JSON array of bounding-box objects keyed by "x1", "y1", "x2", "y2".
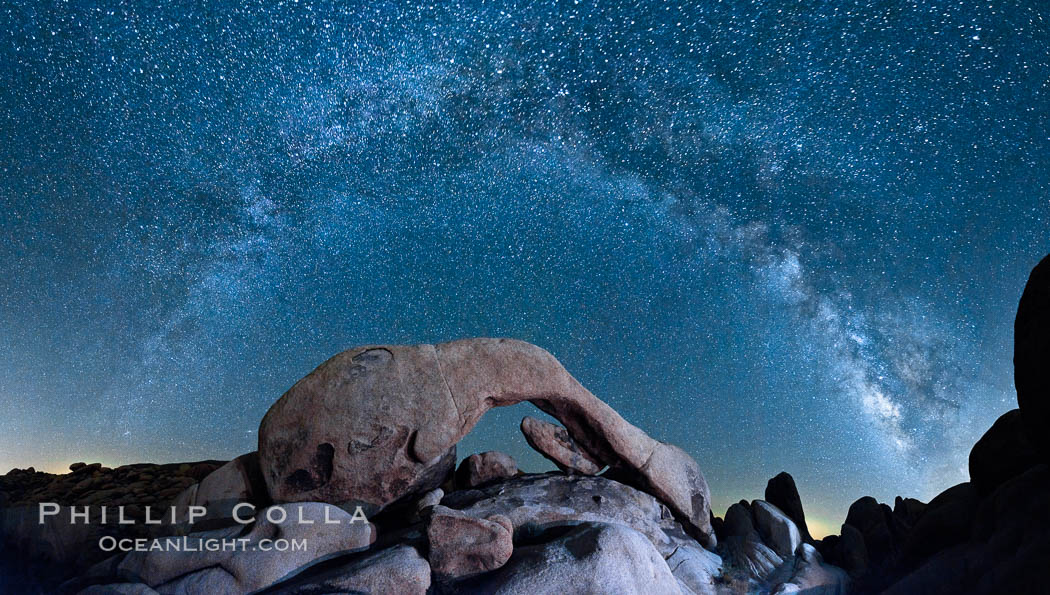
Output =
[{"x1": 1, "y1": 253, "x2": 1048, "y2": 595}]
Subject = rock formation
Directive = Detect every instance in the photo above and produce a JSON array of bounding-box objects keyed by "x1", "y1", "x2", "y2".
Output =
[
  {"x1": 171, "y1": 452, "x2": 270, "y2": 527},
  {"x1": 520, "y1": 416, "x2": 604, "y2": 475},
  {"x1": 455, "y1": 522, "x2": 682, "y2": 594},
  {"x1": 968, "y1": 409, "x2": 1040, "y2": 495},
  {"x1": 764, "y1": 471, "x2": 813, "y2": 543},
  {"x1": 752, "y1": 500, "x2": 802, "y2": 558},
  {"x1": 454, "y1": 451, "x2": 518, "y2": 489},
  {"x1": 426, "y1": 505, "x2": 514, "y2": 579},
  {"x1": 263, "y1": 543, "x2": 432, "y2": 595},
  {"x1": 256, "y1": 543, "x2": 432, "y2": 595},
  {"x1": 257, "y1": 337, "x2": 715, "y2": 544},
  {"x1": 712, "y1": 493, "x2": 846, "y2": 593},
  {"x1": 773, "y1": 543, "x2": 849, "y2": 595},
  {"x1": 1015, "y1": 252, "x2": 1050, "y2": 456},
  {"x1": 440, "y1": 473, "x2": 696, "y2": 557},
  {"x1": 101, "y1": 503, "x2": 375, "y2": 593}
]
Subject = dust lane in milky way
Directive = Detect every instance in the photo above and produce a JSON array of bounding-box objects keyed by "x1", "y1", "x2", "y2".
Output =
[{"x1": 1, "y1": 1, "x2": 1048, "y2": 529}]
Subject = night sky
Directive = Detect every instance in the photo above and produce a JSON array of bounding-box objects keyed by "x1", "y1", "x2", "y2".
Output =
[{"x1": 2, "y1": 1, "x2": 1048, "y2": 536}]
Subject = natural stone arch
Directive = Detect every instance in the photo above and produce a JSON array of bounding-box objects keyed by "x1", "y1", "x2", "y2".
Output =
[{"x1": 258, "y1": 337, "x2": 714, "y2": 545}]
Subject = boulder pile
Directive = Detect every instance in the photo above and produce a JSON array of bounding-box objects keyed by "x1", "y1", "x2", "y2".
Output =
[
  {"x1": 0, "y1": 461, "x2": 221, "y2": 510},
  {"x1": 0, "y1": 460, "x2": 224, "y2": 591}
]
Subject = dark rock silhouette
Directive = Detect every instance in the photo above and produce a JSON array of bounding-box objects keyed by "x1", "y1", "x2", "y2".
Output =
[
  {"x1": 968, "y1": 408, "x2": 1040, "y2": 495},
  {"x1": 892, "y1": 496, "x2": 926, "y2": 527},
  {"x1": 894, "y1": 482, "x2": 978, "y2": 571},
  {"x1": 842, "y1": 496, "x2": 908, "y2": 572},
  {"x1": 836, "y1": 524, "x2": 868, "y2": 577},
  {"x1": 1016, "y1": 253, "x2": 1050, "y2": 457},
  {"x1": 764, "y1": 471, "x2": 813, "y2": 543},
  {"x1": 723, "y1": 500, "x2": 756, "y2": 539},
  {"x1": 883, "y1": 465, "x2": 1050, "y2": 595}
]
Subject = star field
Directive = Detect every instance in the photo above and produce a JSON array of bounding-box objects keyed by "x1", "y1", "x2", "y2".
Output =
[{"x1": 2, "y1": 1, "x2": 1048, "y2": 534}]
